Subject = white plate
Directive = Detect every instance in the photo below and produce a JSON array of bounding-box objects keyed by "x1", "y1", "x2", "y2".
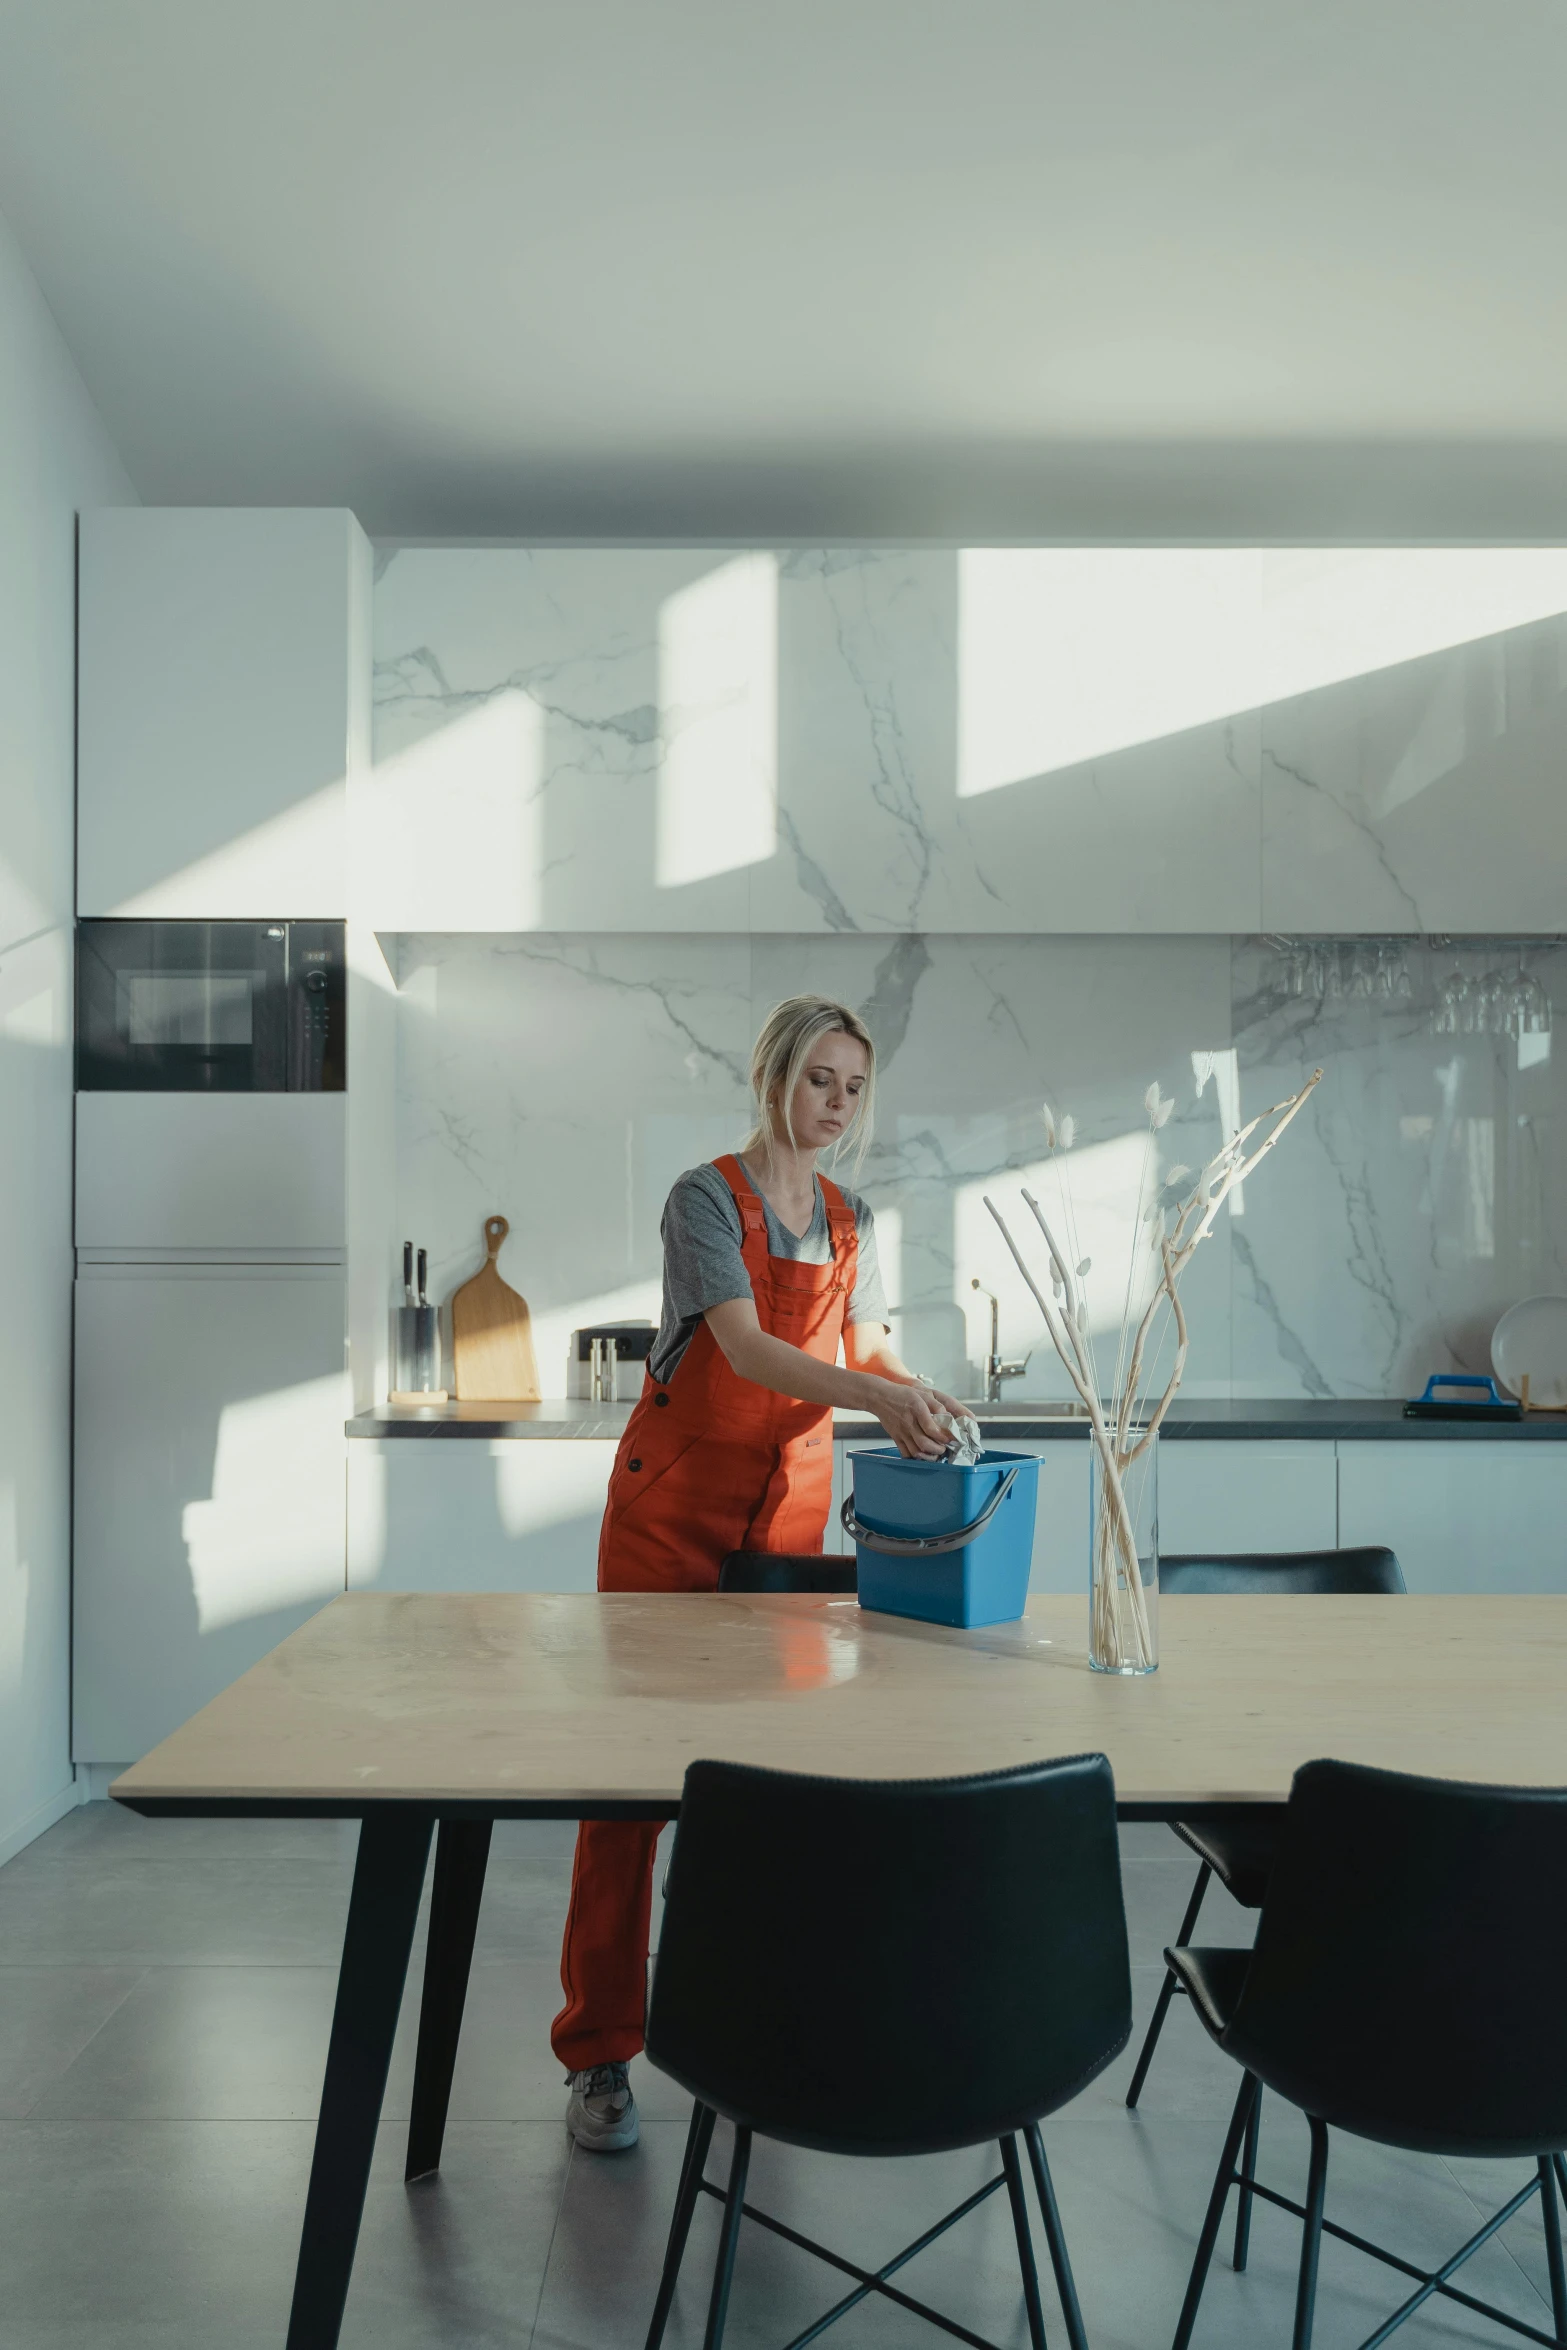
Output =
[{"x1": 1491, "y1": 1296, "x2": 1567, "y2": 1407}]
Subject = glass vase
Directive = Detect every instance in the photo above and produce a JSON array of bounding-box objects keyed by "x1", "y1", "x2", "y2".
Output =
[{"x1": 1089, "y1": 1425, "x2": 1158, "y2": 1674}]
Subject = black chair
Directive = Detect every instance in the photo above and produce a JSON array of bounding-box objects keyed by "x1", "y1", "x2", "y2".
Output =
[
  {"x1": 1169, "y1": 1758, "x2": 1567, "y2": 2350},
  {"x1": 643, "y1": 1753, "x2": 1131, "y2": 2350},
  {"x1": 1125, "y1": 1546, "x2": 1405, "y2": 2113},
  {"x1": 718, "y1": 1552, "x2": 857, "y2": 1594}
]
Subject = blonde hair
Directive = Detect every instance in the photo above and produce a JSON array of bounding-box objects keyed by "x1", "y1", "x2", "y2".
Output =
[{"x1": 740, "y1": 995, "x2": 876, "y2": 1177}]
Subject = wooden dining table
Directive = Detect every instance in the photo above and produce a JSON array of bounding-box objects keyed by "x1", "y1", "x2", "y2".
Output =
[{"x1": 111, "y1": 1588, "x2": 1567, "y2": 2350}]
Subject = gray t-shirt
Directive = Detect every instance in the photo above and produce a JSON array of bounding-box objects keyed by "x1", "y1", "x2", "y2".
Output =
[{"x1": 649, "y1": 1161, "x2": 889, "y2": 1387}]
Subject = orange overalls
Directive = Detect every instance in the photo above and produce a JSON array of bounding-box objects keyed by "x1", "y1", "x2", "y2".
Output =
[{"x1": 551, "y1": 1153, "x2": 858, "y2": 2071}]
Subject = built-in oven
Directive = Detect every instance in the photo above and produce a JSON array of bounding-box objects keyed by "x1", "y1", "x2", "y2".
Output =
[{"x1": 76, "y1": 920, "x2": 346, "y2": 1091}]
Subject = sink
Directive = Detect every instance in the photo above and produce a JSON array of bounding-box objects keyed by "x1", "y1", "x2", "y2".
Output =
[{"x1": 954, "y1": 1400, "x2": 1088, "y2": 1419}]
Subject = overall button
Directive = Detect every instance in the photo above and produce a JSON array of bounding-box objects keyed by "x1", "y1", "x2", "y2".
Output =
[
  {"x1": 654, "y1": 1392, "x2": 669, "y2": 1407},
  {"x1": 628, "y1": 1460, "x2": 643, "y2": 1472}
]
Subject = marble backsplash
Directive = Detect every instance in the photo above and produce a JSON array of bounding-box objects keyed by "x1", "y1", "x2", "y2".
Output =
[{"x1": 391, "y1": 931, "x2": 1567, "y2": 1402}]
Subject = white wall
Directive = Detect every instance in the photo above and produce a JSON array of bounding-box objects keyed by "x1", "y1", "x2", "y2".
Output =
[{"x1": 0, "y1": 204, "x2": 135, "y2": 1861}]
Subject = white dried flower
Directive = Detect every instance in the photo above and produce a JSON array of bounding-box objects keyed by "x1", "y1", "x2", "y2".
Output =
[
  {"x1": 1058, "y1": 1114, "x2": 1075, "y2": 1150},
  {"x1": 1050, "y1": 1265, "x2": 1065, "y2": 1297},
  {"x1": 1164, "y1": 1164, "x2": 1192, "y2": 1189},
  {"x1": 1042, "y1": 1102, "x2": 1057, "y2": 1149},
  {"x1": 1075, "y1": 1257, "x2": 1091, "y2": 1278}
]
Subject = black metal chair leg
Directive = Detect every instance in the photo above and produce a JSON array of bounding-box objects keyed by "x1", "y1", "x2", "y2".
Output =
[
  {"x1": 1000, "y1": 2136, "x2": 1049, "y2": 2350},
  {"x1": 645, "y1": 2103, "x2": 718, "y2": 2350},
  {"x1": 405, "y1": 1818, "x2": 492, "y2": 2181},
  {"x1": 1233, "y1": 2084, "x2": 1262, "y2": 2270},
  {"x1": 1171, "y1": 2071, "x2": 1259, "y2": 2350},
  {"x1": 285, "y1": 1812, "x2": 434, "y2": 2350},
  {"x1": 1026, "y1": 2124, "x2": 1089, "y2": 2350},
  {"x1": 702, "y1": 2123, "x2": 752, "y2": 2350},
  {"x1": 1540, "y1": 2153, "x2": 1567, "y2": 2345},
  {"x1": 1126, "y1": 1861, "x2": 1212, "y2": 2108},
  {"x1": 1291, "y1": 2118, "x2": 1330, "y2": 2350}
]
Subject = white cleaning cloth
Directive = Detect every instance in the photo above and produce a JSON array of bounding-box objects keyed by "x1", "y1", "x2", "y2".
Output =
[{"x1": 929, "y1": 1405, "x2": 983, "y2": 1466}]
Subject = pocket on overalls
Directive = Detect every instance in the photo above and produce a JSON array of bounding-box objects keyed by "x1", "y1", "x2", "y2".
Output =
[{"x1": 606, "y1": 1425, "x2": 703, "y2": 1526}]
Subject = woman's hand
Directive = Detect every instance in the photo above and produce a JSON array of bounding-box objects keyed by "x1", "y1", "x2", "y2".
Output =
[{"x1": 863, "y1": 1378, "x2": 966, "y2": 1460}]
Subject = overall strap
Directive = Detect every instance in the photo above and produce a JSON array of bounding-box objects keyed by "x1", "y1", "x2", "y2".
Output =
[
  {"x1": 712, "y1": 1154, "x2": 771, "y2": 1275},
  {"x1": 816, "y1": 1175, "x2": 859, "y2": 1272}
]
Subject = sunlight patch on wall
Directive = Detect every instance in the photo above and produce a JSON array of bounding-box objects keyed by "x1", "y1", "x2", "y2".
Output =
[
  {"x1": 356, "y1": 690, "x2": 544, "y2": 929},
  {"x1": 1192, "y1": 1047, "x2": 1245, "y2": 1216},
  {"x1": 958, "y1": 549, "x2": 1567, "y2": 797},
  {"x1": 657, "y1": 554, "x2": 777, "y2": 887},
  {"x1": 182, "y1": 1372, "x2": 350, "y2": 1632},
  {"x1": 0, "y1": 928, "x2": 63, "y2": 1046},
  {"x1": 870, "y1": 1203, "x2": 903, "y2": 1329},
  {"x1": 955, "y1": 1132, "x2": 1161, "y2": 1352}
]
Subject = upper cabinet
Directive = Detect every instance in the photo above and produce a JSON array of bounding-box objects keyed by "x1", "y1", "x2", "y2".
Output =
[
  {"x1": 78, "y1": 509, "x2": 371, "y2": 919},
  {"x1": 1260, "y1": 595, "x2": 1567, "y2": 934},
  {"x1": 371, "y1": 544, "x2": 1567, "y2": 935},
  {"x1": 81, "y1": 530, "x2": 1567, "y2": 934}
]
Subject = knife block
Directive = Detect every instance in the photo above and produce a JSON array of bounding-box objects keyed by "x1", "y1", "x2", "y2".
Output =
[{"x1": 395, "y1": 1303, "x2": 441, "y2": 1394}]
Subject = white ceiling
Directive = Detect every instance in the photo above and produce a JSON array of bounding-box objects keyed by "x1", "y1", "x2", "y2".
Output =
[{"x1": 2, "y1": 0, "x2": 1566, "y2": 538}]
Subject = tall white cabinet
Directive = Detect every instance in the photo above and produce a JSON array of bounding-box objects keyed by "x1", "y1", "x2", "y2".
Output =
[{"x1": 73, "y1": 508, "x2": 374, "y2": 1769}]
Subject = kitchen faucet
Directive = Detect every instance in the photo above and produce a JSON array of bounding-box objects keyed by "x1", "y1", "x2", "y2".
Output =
[{"x1": 971, "y1": 1279, "x2": 1030, "y2": 1404}]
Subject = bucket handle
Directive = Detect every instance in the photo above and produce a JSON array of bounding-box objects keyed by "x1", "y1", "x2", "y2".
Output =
[{"x1": 840, "y1": 1464, "x2": 1021, "y2": 1558}]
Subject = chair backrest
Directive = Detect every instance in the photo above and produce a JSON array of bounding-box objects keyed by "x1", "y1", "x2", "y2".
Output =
[
  {"x1": 1226, "y1": 1758, "x2": 1567, "y2": 2157},
  {"x1": 1160, "y1": 1546, "x2": 1404, "y2": 1596},
  {"x1": 718, "y1": 1552, "x2": 857, "y2": 1595},
  {"x1": 647, "y1": 1752, "x2": 1131, "y2": 2157}
]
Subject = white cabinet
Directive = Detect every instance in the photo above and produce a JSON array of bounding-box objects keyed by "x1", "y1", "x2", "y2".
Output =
[
  {"x1": 78, "y1": 509, "x2": 370, "y2": 918},
  {"x1": 348, "y1": 1440, "x2": 616, "y2": 1594},
  {"x1": 1338, "y1": 1442, "x2": 1567, "y2": 1593},
  {"x1": 76, "y1": 1094, "x2": 346, "y2": 1254},
  {"x1": 73, "y1": 1266, "x2": 349, "y2": 1762},
  {"x1": 1159, "y1": 1441, "x2": 1339, "y2": 1556}
]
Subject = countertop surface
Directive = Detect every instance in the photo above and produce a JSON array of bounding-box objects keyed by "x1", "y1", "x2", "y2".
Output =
[{"x1": 346, "y1": 1396, "x2": 1567, "y2": 1441}]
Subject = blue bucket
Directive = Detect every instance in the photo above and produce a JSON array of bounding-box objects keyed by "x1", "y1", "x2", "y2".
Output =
[{"x1": 842, "y1": 1447, "x2": 1040, "y2": 1628}]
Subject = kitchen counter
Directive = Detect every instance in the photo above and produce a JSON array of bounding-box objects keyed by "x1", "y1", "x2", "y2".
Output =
[{"x1": 346, "y1": 1396, "x2": 1567, "y2": 1441}]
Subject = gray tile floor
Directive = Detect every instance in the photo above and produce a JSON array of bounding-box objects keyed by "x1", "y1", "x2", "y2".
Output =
[{"x1": 0, "y1": 1804, "x2": 1555, "y2": 2347}]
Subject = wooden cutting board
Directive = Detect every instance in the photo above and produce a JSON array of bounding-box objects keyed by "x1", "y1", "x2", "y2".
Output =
[{"x1": 450, "y1": 1216, "x2": 541, "y2": 1401}]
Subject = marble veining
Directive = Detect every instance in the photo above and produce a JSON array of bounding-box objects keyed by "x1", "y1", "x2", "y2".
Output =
[
  {"x1": 390, "y1": 928, "x2": 1567, "y2": 1403},
  {"x1": 1231, "y1": 938, "x2": 1567, "y2": 1397}
]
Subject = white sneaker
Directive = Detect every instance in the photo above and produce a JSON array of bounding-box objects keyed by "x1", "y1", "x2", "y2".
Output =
[{"x1": 565, "y1": 2060, "x2": 639, "y2": 2151}]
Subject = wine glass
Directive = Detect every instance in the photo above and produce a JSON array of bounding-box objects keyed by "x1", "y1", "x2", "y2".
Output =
[{"x1": 1434, "y1": 970, "x2": 1468, "y2": 1036}]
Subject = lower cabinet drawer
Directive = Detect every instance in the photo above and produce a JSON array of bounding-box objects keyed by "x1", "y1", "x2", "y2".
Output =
[
  {"x1": 348, "y1": 1439, "x2": 616, "y2": 1593},
  {"x1": 1158, "y1": 1440, "x2": 1338, "y2": 1557},
  {"x1": 1338, "y1": 1442, "x2": 1567, "y2": 1593}
]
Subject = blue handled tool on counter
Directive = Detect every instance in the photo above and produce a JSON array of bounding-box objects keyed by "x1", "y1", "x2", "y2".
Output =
[{"x1": 1403, "y1": 1373, "x2": 1522, "y2": 1422}]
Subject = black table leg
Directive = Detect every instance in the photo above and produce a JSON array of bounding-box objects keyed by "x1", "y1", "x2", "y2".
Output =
[
  {"x1": 405, "y1": 1818, "x2": 493, "y2": 2182},
  {"x1": 285, "y1": 1811, "x2": 434, "y2": 2350}
]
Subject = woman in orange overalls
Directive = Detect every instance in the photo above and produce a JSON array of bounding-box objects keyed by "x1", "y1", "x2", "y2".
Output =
[{"x1": 555, "y1": 994, "x2": 966, "y2": 2150}]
